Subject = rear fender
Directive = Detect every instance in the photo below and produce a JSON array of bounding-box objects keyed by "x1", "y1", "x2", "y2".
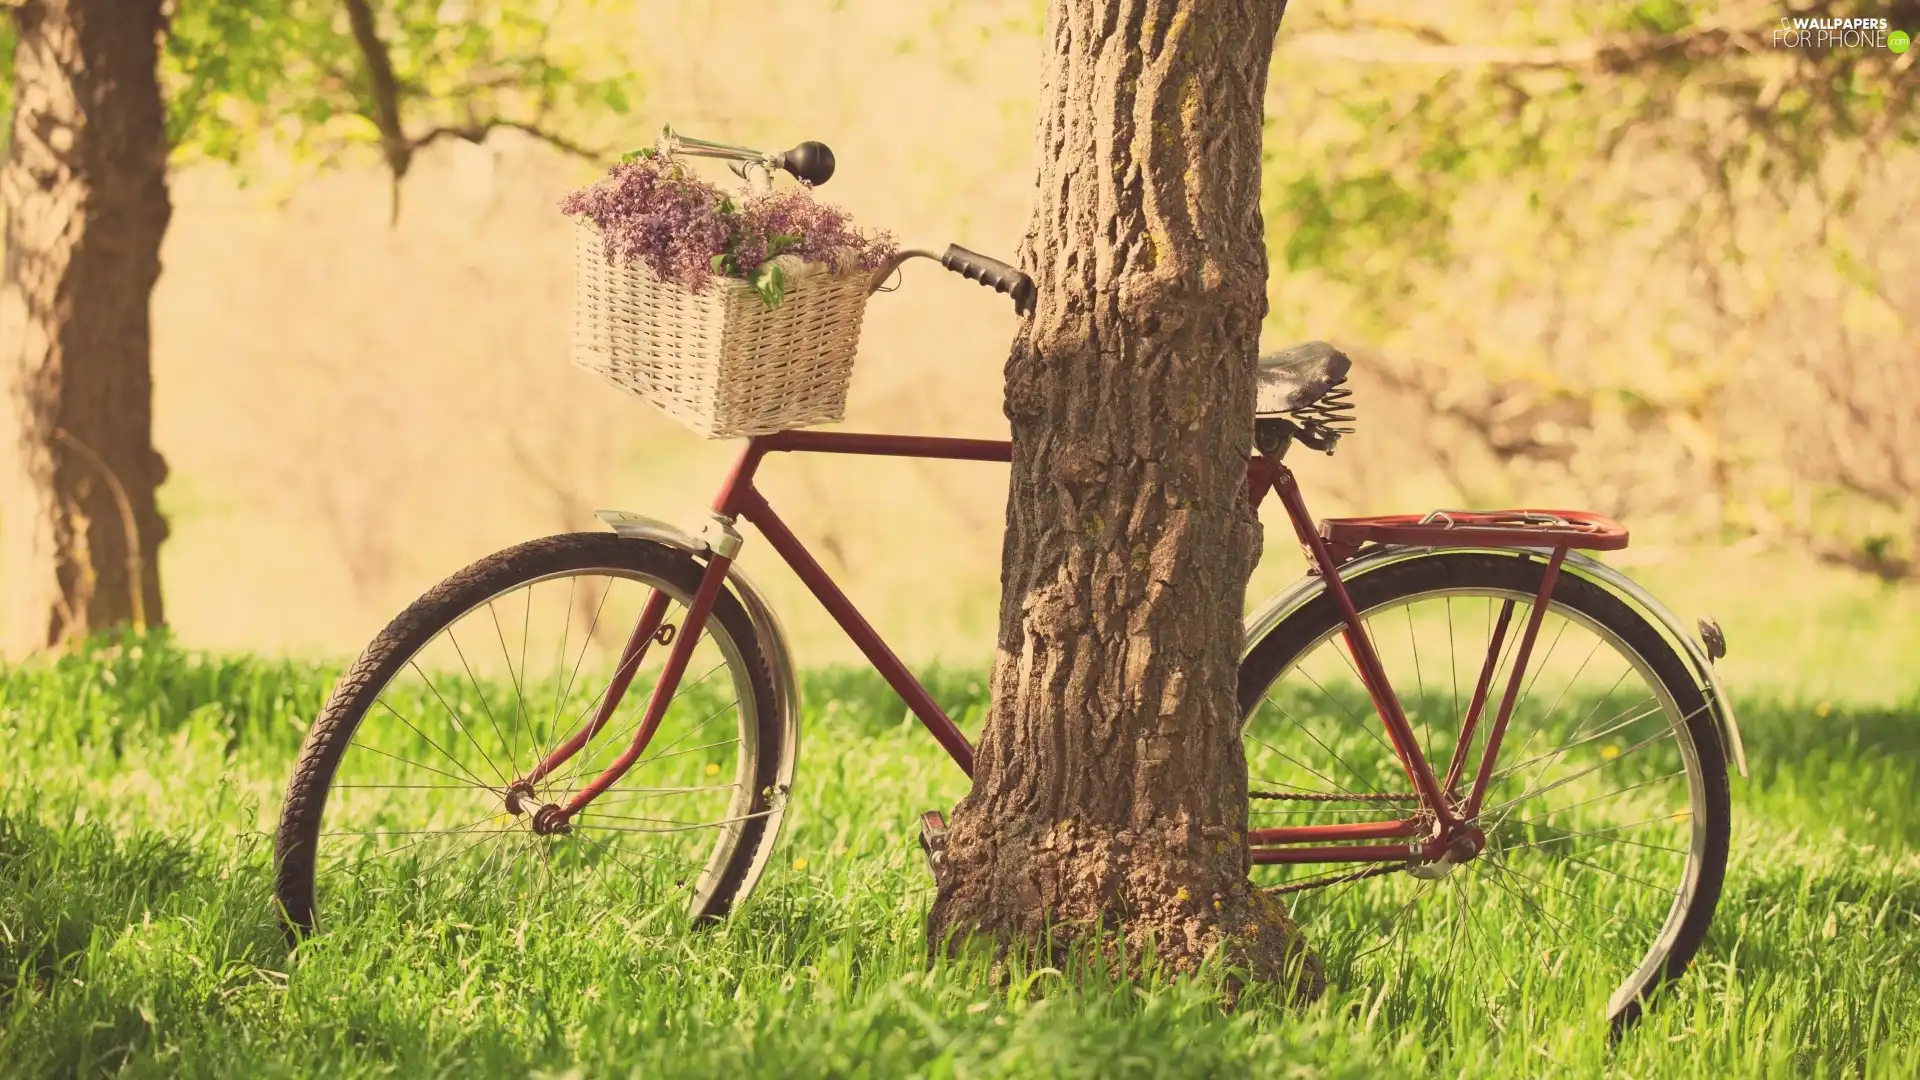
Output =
[{"x1": 1241, "y1": 546, "x2": 1748, "y2": 778}]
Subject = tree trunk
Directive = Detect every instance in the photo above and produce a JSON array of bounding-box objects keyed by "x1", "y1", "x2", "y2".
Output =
[
  {"x1": 0, "y1": 0, "x2": 172, "y2": 655},
  {"x1": 929, "y1": 0, "x2": 1317, "y2": 993}
]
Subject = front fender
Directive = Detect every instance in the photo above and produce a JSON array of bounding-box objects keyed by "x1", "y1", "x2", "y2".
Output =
[
  {"x1": 593, "y1": 509, "x2": 804, "y2": 897},
  {"x1": 1241, "y1": 547, "x2": 1748, "y2": 778}
]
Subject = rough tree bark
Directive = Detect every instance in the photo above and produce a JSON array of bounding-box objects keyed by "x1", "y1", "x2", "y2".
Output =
[
  {"x1": 0, "y1": 0, "x2": 172, "y2": 654},
  {"x1": 929, "y1": 0, "x2": 1317, "y2": 993}
]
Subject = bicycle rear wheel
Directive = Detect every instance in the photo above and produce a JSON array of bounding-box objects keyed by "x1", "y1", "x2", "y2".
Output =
[
  {"x1": 1238, "y1": 551, "x2": 1730, "y2": 1029},
  {"x1": 275, "y1": 532, "x2": 790, "y2": 937}
]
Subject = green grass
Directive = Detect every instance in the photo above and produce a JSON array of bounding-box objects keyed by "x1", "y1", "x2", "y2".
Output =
[{"x1": 2, "y1": 633, "x2": 1917, "y2": 1078}]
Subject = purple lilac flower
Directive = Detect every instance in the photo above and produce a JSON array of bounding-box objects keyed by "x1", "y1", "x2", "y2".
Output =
[
  {"x1": 561, "y1": 154, "x2": 732, "y2": 292},
  {"x1": 732, "y1": 187, "x2": 897, "y2": 276},
  {"x1": 561, "y1": 150, "x2": 896, "y2": 295}
]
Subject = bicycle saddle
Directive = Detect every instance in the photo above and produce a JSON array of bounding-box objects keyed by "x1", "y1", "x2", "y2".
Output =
[{"x1": 1256, "y1": 341, "x2": 1352, "y2": 417}]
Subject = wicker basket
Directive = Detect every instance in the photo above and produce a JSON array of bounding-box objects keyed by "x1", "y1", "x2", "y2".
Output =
[{"x1": 570, "y1": 220, "x2": 873, "y2": 438}]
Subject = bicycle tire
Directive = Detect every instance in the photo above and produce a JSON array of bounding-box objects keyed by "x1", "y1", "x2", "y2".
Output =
[
  {"x1": 274, "y1": 532, "x2": 788, "y2": 938},
  {"x1": 1237, "y1": 550, "x2": 1731, "y2": 1030}
]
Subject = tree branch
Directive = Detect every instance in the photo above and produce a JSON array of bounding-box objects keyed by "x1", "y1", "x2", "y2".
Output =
[
  {"x1": 341, "y1": 0, "x2": 409, "y2": 177},
  {"x1": 410, "y1": 119, "x2": 606, "y2": 163},
  {"x1": 1283, "y1": 25, "x2": 1769, "y2": 73},
  {"x1": 339, "y1": 0, "x2": 611, "y2": 224}
]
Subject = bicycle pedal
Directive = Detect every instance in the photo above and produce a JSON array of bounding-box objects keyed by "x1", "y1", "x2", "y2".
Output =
[{"x1": 918, "y1": 810, "x2": 949, "y2": 882}]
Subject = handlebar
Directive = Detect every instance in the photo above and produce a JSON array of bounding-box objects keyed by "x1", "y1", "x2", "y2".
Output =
[
  {"x1": 660, "y1": 126, "x2": 1036, "y2": 316},
  {"x1": 867, "y1": 246, "x2": 1036, "y2": 317},
  {"x1": 661, "y1": 126, "x2": 835, "y2": 186},
  {"x1": 940, "y1": 245, "x2": 1036, "y2": 315}
]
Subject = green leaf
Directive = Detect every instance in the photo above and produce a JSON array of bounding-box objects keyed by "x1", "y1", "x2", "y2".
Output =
[
  {"x1": 155, "y1": 0, "x2": 634, "y2": 183},
  {"x1": 751, "y1": 263, "x2": 787, "y2": 310}
]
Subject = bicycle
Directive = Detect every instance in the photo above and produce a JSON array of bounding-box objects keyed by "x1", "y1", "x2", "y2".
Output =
[{"x1": 274, "y1": 133, "x2": 1745, "y2": 1031}]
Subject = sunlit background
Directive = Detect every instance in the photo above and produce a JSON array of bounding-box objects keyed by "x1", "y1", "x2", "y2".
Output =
[{"x1": 107, "y1": 0, "x2": 1920, "y2": 700}]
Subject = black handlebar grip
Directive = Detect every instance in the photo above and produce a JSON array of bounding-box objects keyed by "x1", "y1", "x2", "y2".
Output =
[
  {"x1": 940, "y1": 244, "x2": 1036, "y2": 316},
  {"x1": 773, "y1": 141, "x2": 835, "y2": 186}
]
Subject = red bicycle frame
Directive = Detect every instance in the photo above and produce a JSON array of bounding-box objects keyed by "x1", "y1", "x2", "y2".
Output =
[{"x1": 510, "y1": 430, "x2": 1628, "y2": 869}]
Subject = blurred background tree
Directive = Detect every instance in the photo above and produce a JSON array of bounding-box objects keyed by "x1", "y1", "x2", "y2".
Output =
[
  {"x1": 1254, "y1": 0, "x2": 1919, "y2": 576},
  {"x1": 0, "y1": 0, "x2": 630, "y2": 655},
  {"x1": 0, "y1": 0, "x2": 1912, "y2": 666},
  {"x1": 914, "y1": 0, "x2": 1918, "y2": 573}
]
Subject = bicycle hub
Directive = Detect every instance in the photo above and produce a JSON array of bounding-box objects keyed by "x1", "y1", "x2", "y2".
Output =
[
  {"x1": 530, "y1": 803, "x2": 573, "y2": 836},
  {"x1": 503, "y1": 779, "x2": 537, "y2": 815},
  {"x1": 1447, "y1": 826, "x2": 1486, "y2": 863}
]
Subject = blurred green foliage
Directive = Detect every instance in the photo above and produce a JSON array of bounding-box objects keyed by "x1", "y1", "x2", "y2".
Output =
[
  {"x1": 0, "y1": 1, "x2": 634, "y2": 175},
  {"x1": 5, "y1": 0, "x2": 1913, "y2": 573},
  {"x1": 1262, "y1": 1, "x2": 1919, "y2": 329}
]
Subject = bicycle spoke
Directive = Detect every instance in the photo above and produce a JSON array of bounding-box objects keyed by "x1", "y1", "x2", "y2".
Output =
[
  {"x1": 1490, "y1": 695, "x2": 1662, "y2": 787},
  {"x1": 1482, "y1": 725, "x2": 1675, "y2": 819},
  {"x1": 320, "y1": 812, "x2": 508, "y2": 878},
  {"x1": 1486, "y1": 697, "x2": 1709, "y2": 837},
  {"x1": 565, "y1": 829, "x2": 670, "y2": 889},
  {"x1": 444, "y1": 626, "x2": 519, "y2": 786},
  {"x1": 335, "y1": 782, "x2": 492, "y2": 790},
  {"x1": 1313, "y1": 646, "x2": 1413, "y2": 771},
  {"x1": 1500, "y1": 769, "x2": 1686, "y2": 828},
  {"x1": 541, "y1": 574, "x2": 579, "y2": 770},
  {"x1": 1462, "y1": 861, "x2": 1566, "y2": 981},
  {"x1": 536, "y1": 574, "x2": 622, "y2": 771},
  {"x1": 1483, "y1": 635, "x2": 1610, "y2": 799},
  {"x1": 320, "y1": 826, "x2": 522, "y2": 838},
  {"x1": 486, "y1": 596, "x2": 531, "y2": 776},
  {"x1": 414, "y1": 824, "x2": 518, "y2": 884},
  {"x1": 1482, "y1": 616, "x2": 1582, "y2": 779},
  {"x1": 542, "y1": 653, "x2": 728, "y2": 798},
  {"x1": 574, "y1": 807, "x2": 774, "y2": 834},
  {"x1": 569, "y1": 825, "x2": 692, "y2": 873},
  {"x1": 544, "y1": 667, "x2": 733, "y2": 798},
  {"x1": 1481, "y1": 849, "x2": 1640, "y2": 934},
  {"x1": 1545, "y1": 848, "x2": 1670, "y2": 895},
  {"x1": 1455, "y1": 876, "x2": 1512, "y2": 1001},
  {"x1": 631, "y1": 738, "x2": 740, "y2": 768},
  {"x1": 645, "y1": 692, "x2": 741, "y2": 759},
  {"x1": 578, "y1": 783, "x2": 743, "y2": 801},
  {"x1": 1405, "y1": 604, "x2": 1431, "y2": 767},
  {"x1": 407, "y1": 659, "x2": 511, "y2": 788},
  {"x1": 1504, "y1": 664, "x2": 1635, "y2": 789},
  {"x1": 553, "y1": 735, "x2": 746, "y2": 810},
  {"x1": 1349, "y1": 878, "x2": 1438, "y2": 963},
  {"x1": 1446, "y1": 597, "x2": 1460, "y2": 742},
  {"x1": 1248, "y1": 719, "x2": 1361, "y2": 796},
  {"x1": 350, "y1": 727, "x2": 497, "y2": 792},
  {"x1": 1499, "y1": 811, "x2": 1693, "y2": 857}
]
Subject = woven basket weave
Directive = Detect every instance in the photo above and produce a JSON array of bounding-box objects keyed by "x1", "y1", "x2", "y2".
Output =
[{"x1": 570, "y1": 220, "x2": 873, "y2": 438}]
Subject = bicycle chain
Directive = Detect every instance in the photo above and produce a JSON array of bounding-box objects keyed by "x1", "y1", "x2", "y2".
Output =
[
  {"x1": 1264, "y1": 861, "x2": 1407, "y2": 896},
  {"x1": 1249, "y1": 789, "x2": 1418, "y2": 803}
]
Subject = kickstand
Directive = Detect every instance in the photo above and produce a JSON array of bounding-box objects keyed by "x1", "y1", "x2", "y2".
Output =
[{"x1": 918, "y1": 810, "x2": 948, "y2": 885}]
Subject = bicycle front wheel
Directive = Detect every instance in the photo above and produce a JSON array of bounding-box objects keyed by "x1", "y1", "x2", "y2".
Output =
[
  {"x1": 275, "y1": 532, "x2": 790, "y2": 938},
  {"x1": 1238, "y1": 551, "x2": 1730, "y2": 1030}
]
